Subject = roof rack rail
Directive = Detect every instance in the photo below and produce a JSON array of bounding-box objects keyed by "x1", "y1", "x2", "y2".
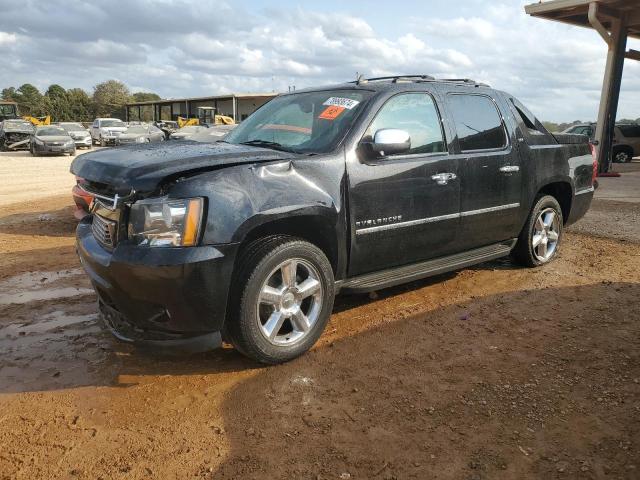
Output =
[
  {"x1": 441, "y1": 78, "x2": 490, "y2": 87},
  {"x1": 353, "y1": 75, "x2": 435, "y2": 85},
  {"x1": 350, "y1": 75, "x2": 490, "y2": 87}
]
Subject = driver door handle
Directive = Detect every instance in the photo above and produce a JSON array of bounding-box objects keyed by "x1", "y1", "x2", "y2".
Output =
[
  {"x1": 499, "y1": 165, "x2": 520, "y2": 173},
  {"x1": 431, "y1": 172, "x2": 457, "y2": 185}
]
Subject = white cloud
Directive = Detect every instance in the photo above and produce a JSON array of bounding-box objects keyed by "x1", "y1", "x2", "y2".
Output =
[
  {"x1": 0, "y1": 0, "x2": 638, "y2": 122},
  {"x1": 0, "y1": 31, "x2": 16, "y2": 45}
]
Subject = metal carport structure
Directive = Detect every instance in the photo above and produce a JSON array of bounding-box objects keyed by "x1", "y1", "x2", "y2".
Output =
[{"x1": 525, "y1": 0, "x2": 640, "y2": 172}]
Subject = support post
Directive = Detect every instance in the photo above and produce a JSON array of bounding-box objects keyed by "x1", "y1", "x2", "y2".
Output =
[
  {"x1": 232, "y1": 96, "x2": 237, "y2": 123},
  {"x1": 593, "y1": 14, "x2": 627, "y2": 173}
]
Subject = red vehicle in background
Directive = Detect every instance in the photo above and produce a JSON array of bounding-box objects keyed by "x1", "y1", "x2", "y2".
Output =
[{"x1": 72, "y1": 177, "x2": 93, "y2": 219}]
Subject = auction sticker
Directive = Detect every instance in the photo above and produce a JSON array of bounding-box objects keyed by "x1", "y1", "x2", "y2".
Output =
[
  {"x1": 323, "y1": 97, "x2": 360, "y2": 109},
  {"x1": 319, "y1": 105, "x2": 345, "y2": 120}
]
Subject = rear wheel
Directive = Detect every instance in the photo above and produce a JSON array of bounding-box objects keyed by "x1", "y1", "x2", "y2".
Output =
[
  {"x1": 225, "y1": 236, "x2": 335, "y2": 364},
  {"x1": 613, "y1": 147, "x2": 632, "y2": 163},
  {"x1": 513, "y1": 195, "x2": 563, "y2": 267}
]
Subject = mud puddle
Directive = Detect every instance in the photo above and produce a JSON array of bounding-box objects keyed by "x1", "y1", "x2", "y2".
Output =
[{"x1": 0, "y1": 268, "x2": 94, "y2": 306}]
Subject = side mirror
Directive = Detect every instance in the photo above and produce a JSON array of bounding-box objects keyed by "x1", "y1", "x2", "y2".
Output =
[{"x1": 371, "y1": 129, "x2": 411, "y2": 156}]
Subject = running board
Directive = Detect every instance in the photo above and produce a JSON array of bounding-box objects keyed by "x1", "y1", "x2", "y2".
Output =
[{"x1": 337, "y1": 239, "x2": 517, "y2": 294}]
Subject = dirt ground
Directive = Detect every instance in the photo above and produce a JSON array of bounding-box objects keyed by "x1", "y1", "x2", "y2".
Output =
[{"x1": 0, "y1": 153, "x2": 638, "y2": 479}]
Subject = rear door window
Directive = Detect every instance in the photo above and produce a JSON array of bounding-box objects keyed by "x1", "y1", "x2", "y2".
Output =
[{"x1": 448, "y1": 94, "x2": 507, "y2": 152}]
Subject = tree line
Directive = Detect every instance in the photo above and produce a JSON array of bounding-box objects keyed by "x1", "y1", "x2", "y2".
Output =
[{"x1": 0, "y1": 80, "x2": 161, "y2": 122}]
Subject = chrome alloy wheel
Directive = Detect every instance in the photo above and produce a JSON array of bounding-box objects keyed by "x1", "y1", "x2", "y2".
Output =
[
  {"x1": 257, "y1": 258, "x2": 323, "y2": 346},
  {"x1": 532, "y1": 207, "x2": 560, "y2": 262},
  {"x1": 615, "y1": 150, "x2": 630, "y2": 163}
]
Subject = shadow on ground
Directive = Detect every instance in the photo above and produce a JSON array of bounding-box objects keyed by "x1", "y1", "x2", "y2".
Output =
[{"x1": 215, "y1": 282, "x2": 640, "y2": 480}]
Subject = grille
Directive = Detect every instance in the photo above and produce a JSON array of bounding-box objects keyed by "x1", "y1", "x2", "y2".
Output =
[{"x1": 92, "y1": 214, "x2": 117, "y2": 248}]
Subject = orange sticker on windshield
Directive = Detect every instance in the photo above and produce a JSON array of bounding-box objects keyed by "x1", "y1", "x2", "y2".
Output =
[{"x1": 319, "y1": 105, "x2": 345, "y2": 120}]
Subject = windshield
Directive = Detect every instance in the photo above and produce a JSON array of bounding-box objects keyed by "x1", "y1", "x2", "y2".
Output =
[
  {"x1": 4, "y1": 121, "x2": 34, "y2": 131},
  {"x1": 126, "y1": 126, "x2": 148, "y2": 134},
  {"x1": 225, "y1": 89, "x2": 373, "y2": 154},
  {"x1": 0, "y1": 104, "x2": 17, "y2": 116},
  {"x1": 60, "y1": 123, "x2": 85, "y2": 131},
  {"x1": 37, "y1": 127, "x2": 67, "y2": 136},
  {"x1": 101, "y1": 120, "x2": 125, "y2": 128}
]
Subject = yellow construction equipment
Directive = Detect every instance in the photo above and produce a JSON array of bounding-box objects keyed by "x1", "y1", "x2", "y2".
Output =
[
  {"x1": 177, "y1": 107, "x2": 235, "y2": 129},
  {"x1": 214, "y1": 114, "x2": 235, "y2": 125},
  {"x1": 23, "y1": 115, "x2": 51, "y2": 126},
  {"x1": 177, "y1": 116, "x2": 199, "y2": 128}
]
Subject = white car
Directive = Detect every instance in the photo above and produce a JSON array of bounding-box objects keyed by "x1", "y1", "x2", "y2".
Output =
[
  {"x1": 90, "y1": 118, "x2": 127, "y2": 146},
  {"x1": 58, "y1": 122, "x2": 92, "y2": 149}
]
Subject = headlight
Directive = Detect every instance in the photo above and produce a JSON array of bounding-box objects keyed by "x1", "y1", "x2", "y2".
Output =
[
  {"x1": 136, "y1": 136, "x2": 146, "y2": 143},
  {"x1": 34, "y1": 137, "x2": 44, "y2": 145},
  {"x1": 65, "y1": 140, "x2": 74, "y2": 147},
  {"x1": 128, "y1": 197, "x2": 203, "y2": 247}
]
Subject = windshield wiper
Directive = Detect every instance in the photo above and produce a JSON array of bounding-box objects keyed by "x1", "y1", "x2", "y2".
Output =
[{"x1": 240, "y1": 140, "x2": 298, "y2": 153}]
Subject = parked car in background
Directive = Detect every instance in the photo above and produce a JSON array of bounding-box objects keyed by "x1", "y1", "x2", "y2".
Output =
[
  {"x1": 30, "y1": 125, "x2": 76, "y2": 156},
  {"x1": 613, "y1": 123, "x2": 640, "y2": 162},
  {"x1": 0, "y1": 119, "x2": 34, "y2": 151},
  {"x1": 169, "y1": 125, "x2": 209, "y2": 140},
  {"x1": 188, "y1": 124, "x2": 236, "y2": 143},
  {"x1": 90, "y1": 118, "x2": 127, "y2": 146},
  {"x1": 58, "y1": 122, "x2": 92, "y2": 149},
  {"x1": 155, "y1": 120, "x2": 179, "y2": 140},
  {"x1": 116, "y1": 124, "x2": 166, "y2": 145},
  {"x1": 72, "y1": 76, "x2": 596, "y2": 364},
  {"x1": 562, "y1": 122, "x2": 639, "y2": 162}
]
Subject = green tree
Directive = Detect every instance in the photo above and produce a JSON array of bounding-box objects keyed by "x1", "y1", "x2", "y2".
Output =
[
  {"x1": 66, "y1": 88, "x2": 92, "y2": 122},
  {"x1": 92, "y1": 80, "x2": 130, "y2": 118},
  {"x1": 15, "y1": 83, "x2": 45, "y2": 116},
  {"x1": 131, "y1": 91, "x2": 161, "y2": 102},
  {"x1": 1, "y1": 87, "x2": 17, "y2": 101},
  {"x1": 44, "y1": 84, "x2": 70, "y2": 121}
]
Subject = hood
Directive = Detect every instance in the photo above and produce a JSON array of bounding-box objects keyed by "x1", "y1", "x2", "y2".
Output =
[
  {"x1": 70, "y1": 141, "x2": 295, "y2": 192},
  {"x1": 101, "y1": 126, "x2": 127, "y2": 131},
  {"x1": 118, "y1": 133, "x2": 145, "y2": 140},
  {"x1": 38, "y1": 135, "x2": 72, "y2": 142},
  {"x1": 3, "y1": 125, "x2": 33, "y2": 134},
  {"x1": 69, "y1": 130, "x2": 90, "y2": 137}
]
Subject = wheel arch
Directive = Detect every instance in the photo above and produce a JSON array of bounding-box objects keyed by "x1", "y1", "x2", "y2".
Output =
[
  {"x1": 536, "y1": 181, "x2": 573, "y2": 224},
  {"x1": 234, "y1": 211, "x2": 341, "y2": 276}
]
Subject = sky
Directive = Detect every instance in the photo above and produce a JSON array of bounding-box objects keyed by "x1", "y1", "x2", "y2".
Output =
[{"x1": 0, "y1": 0, "x2": 638, "y2": 122}]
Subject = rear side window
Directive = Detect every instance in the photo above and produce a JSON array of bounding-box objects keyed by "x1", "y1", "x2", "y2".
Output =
[
  {"x1": 617, "y1": 124, "x2": 640, "y2": 138},
  {"x1": 448, "y1": 94, "x2": 507, "y2": 151},
  {"x1": 365, "y1": 93, "x2": 446, "y2": 155}
]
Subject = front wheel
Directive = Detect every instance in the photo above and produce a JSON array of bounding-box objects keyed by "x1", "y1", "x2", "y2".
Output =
[
  {"x1": 226, "y1": 236, "x2": 335, "y2": 364},
  {"x1": 513, "y1": 195, "x2": 563, "y2": 267}
]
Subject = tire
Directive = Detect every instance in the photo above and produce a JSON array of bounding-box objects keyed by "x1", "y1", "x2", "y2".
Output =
[
  {"x1": 513, "y1": 195, "x2": 563, "y2": 267},
  {"x1": 100, "y1": 137, "x2": 106, "y2": 147},
  {"x1": 225, "y1": 236, "x2": 335, "y2": 364},
  {"x1": 613, "y1": 147, "x2": 632, "y2": 163}
]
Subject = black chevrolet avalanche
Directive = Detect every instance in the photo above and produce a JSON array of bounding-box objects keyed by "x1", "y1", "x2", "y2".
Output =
[{"x1": 71, "y1": 76, "x2": 596, "y2": 364}]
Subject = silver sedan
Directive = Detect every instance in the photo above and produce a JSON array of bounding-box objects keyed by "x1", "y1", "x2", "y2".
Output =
[{"x1": 116, "y1": 124, "x2": 165, "y2": 145}]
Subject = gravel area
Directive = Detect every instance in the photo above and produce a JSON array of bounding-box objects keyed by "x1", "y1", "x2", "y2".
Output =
[
  {"x1": 0, "y1": 154, "x2": 637, "y2": 479},
  {"x1": 0, "y1": 149, "x2": 99, "y2": 209}
]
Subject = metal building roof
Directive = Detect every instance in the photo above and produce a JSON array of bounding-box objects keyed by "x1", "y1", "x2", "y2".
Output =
[{"x1": 525, "y1": 0, "x2": 640, "y2": 40}]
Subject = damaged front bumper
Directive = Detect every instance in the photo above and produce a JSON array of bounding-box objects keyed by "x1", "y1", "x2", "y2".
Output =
[
  {"x1": 76, "y1": 217, "x2": 239, "y2": 353},
  {"x1": 2, "y1": 132, "x2": 31, "y2": 150}
]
